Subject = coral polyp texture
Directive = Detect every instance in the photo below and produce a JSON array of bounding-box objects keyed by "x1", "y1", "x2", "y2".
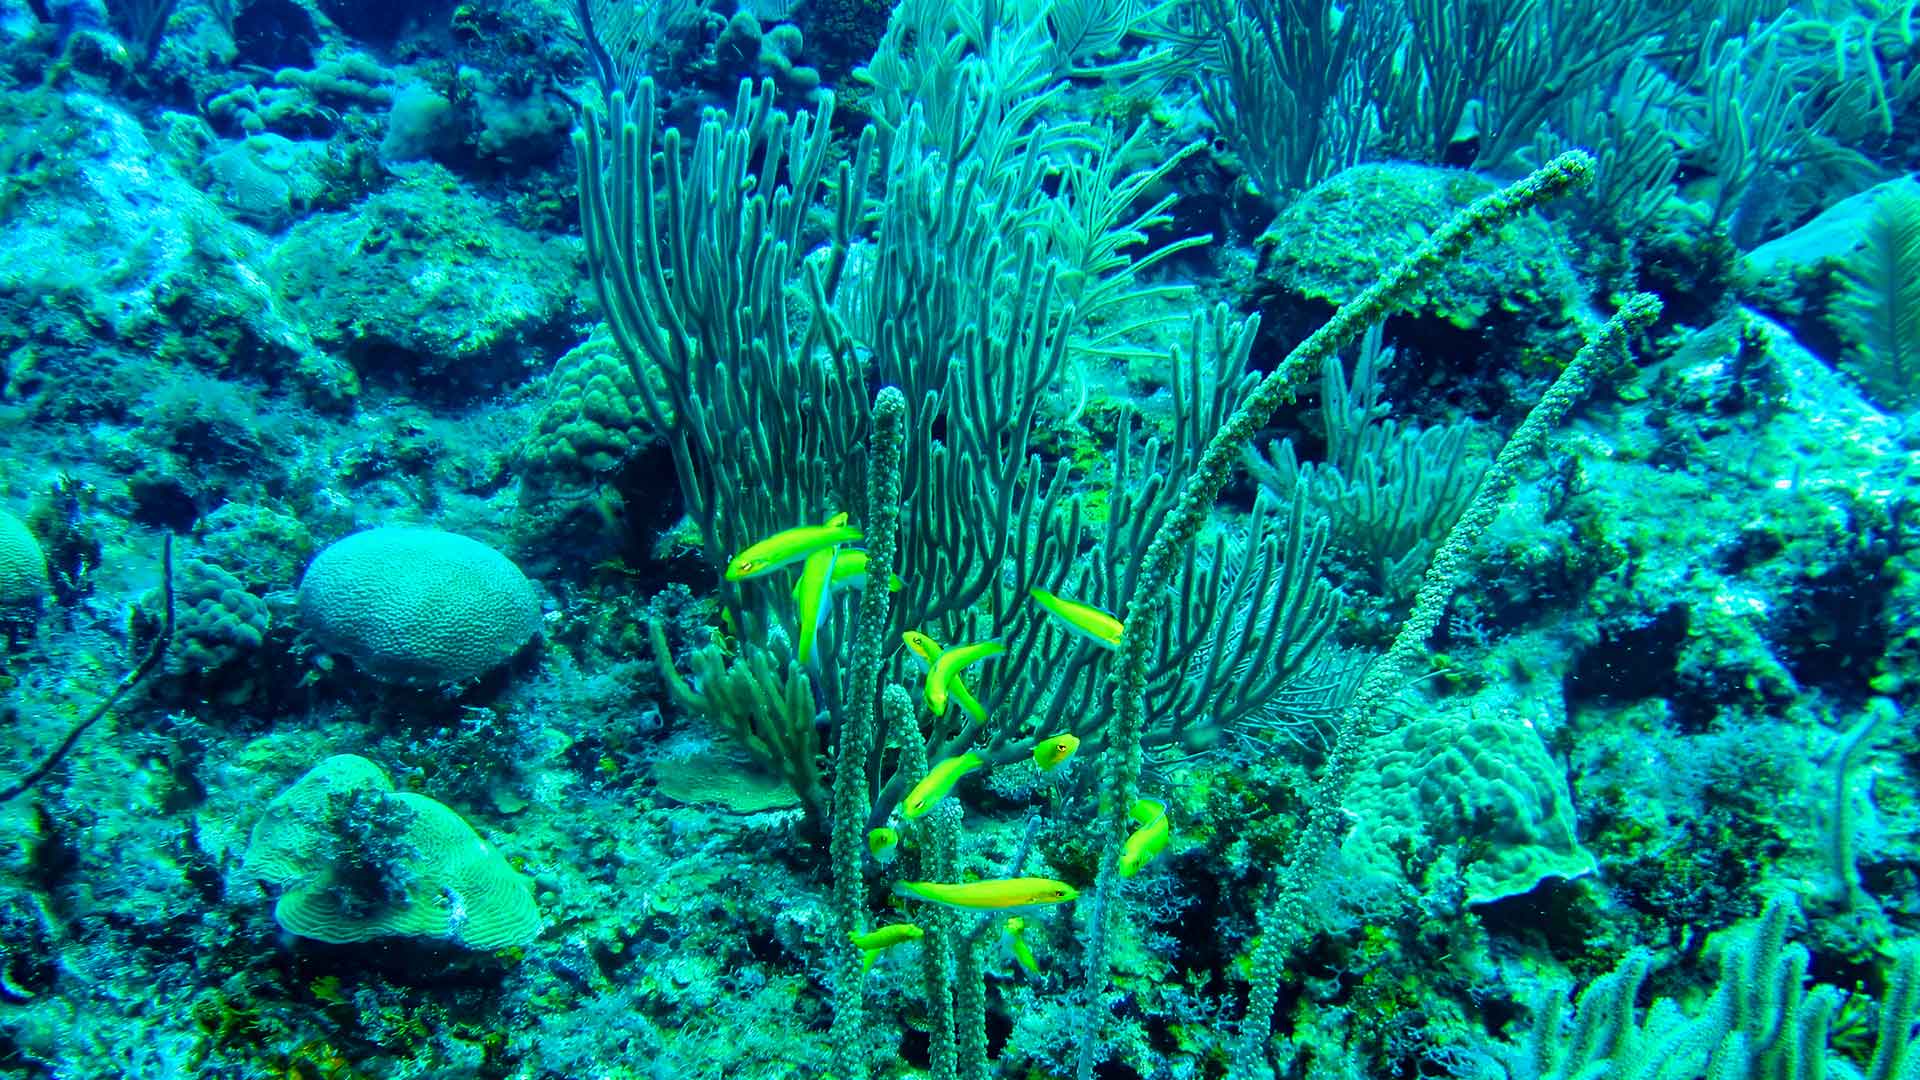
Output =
[
  {"x1": 244, "y1": 754, "x2": 541, "y2": 950},
  {"x1": 296, "y1": 527, "x2": 542, "y2": 685},
  {"x1": 0, "y1": 510, "x2": 49, "y2": 617},
  {"x1": 1341, "y1": 692, "x2": 1597, "y2": 905}
]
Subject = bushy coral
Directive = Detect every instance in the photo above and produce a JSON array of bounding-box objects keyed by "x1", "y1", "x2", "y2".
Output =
[
  {"x1": 21, "y1": 475, "x2": 102, "y2": 607},
  {"x1": 519, "y1": 331, "x2": 656, "y2": 496},
  {"x1": 130, "y1": 558, "x2": 271, "y2": 705}
]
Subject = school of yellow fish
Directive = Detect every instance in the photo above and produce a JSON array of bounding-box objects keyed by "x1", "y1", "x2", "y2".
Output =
[{"x1": 727, "y1": 519, "x2": 1176, "y2": 977}]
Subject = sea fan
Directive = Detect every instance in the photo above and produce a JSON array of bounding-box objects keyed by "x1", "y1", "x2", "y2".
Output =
[{"x1": 1835, "y1": 177, "x2": 1920, "y2": 413}]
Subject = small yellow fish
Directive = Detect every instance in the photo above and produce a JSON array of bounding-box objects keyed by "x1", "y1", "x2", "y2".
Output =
[
  {"x1": 902, "y1": 751, "x2": 986, "y2": 819},
  {"x1": 1118, "y1": 798, "x2": 1169, "y2": 877},
  {"x1": 926, "y1": 640, "x2": 1005, "y2": 718},
  {"x1": 901, "y1": 631, "x2": 987, "y2": 725},
  {"x1": 1031, "y1": 732, "x2": 1080, "y2": 771},
  {"x1": 794, "y1": 544, "x2": 837, "y2": 665},
  {"x1": 1002, "y1": 916, "x2": 1039, "y2": 976},
  {"x1": 867, "y1": 826, "x2": 900, "y2": 865},
  {"x1": 1030, "y1": 588, "x2": 1124, "y2": 649},
  {"x1": 901, "y1": 630, "x2": 942, "y2": 668},
  {"x1": 849, "y1": 923, "x2": 923, "y2": 972},
  {"x1": 892, "y1": 877, "x2": 1080, "y2": 911},
  {"x1": 790, "y1": 550, "x2": 900, "y2": 600},
  {"x1": 725, "y1": 520, "x2": 863, "y2": 581},
  {"x1": 789, "y1": 549, "x2": 901, "y2": 594}
]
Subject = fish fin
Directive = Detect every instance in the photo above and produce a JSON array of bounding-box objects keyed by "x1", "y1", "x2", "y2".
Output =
[
  {"x1": 1128, "y1": 798, "x2": 1165, "y2": 825},
  {"x1": 956, "y1": 686, "x2": 988, "y2": 727}
]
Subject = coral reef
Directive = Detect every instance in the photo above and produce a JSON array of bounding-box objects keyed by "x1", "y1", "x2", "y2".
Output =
[{"x1": 0, "y1": 0, "x2": 1915, "y2": 1077}]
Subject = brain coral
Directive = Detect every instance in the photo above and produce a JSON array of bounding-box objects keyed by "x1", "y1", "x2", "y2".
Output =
[
  {"x1": 0, "y1": 510, "x2": 49, "y2": 615},
  {"x1": 297, "y1": 527, "x2": 541, "y2": 685},
  {"x1": 1342, "y1": 690, "x2": 1595, "y2": 906},
  {"x1": 245, "y1": 754, "x2": 541, "y2": 950}
]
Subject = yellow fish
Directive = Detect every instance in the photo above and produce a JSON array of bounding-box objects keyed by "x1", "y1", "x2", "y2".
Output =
[
  {"x1": 1002, "y1": 916, "x2": 1039, "y2": 976},
  {"x1": 901, "y1": 630, "x2": 942, "y2": 668},
  {"x1": 794, "y1": 544, "x2": 837, "y2": 665},
  {"x1": 849, "y1": 923, "x2": 923, "y2": 972},
  {"x1": 1031, "y1": 732, "x2": 1080, "y2": 772},
  {"x1": 790, "y1": 550, "x2": 901, "y2": 601},
  {"x1": 1118, "y1": 798, "x2": 1170, "y2": 877},
  {"x1": 793, "y1": 549, "x2": 902, "y2": 594},
  {"x1": 926, "y1": 640, "x2": 1005, "y2": 718},
  {"x1": 1030, "y1": 588, "x2": 1123, "y2": 649},
  {"x1": 901, "y1": 631, "x2": 987, "y2": 726},
  {"x1": 867, "y1": 826, "x2": 900, "y2": 865},
  {"x1": 725, "y1": 520, "x2": 862, "y2": 581},
  {"x1": 902, "y1": 751, "x2": 986, "y2": 819},
  {"x1": 892, "y1": 877, "x2": 1079, "y2": 911}
]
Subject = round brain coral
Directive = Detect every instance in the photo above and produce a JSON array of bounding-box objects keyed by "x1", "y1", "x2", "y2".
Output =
[
  {"x1": 0, "y1": 510, "x2": 50, "y2": 617},
  {"x1": 297, "y1": 527, "x2": 541, "y2": 685}
]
